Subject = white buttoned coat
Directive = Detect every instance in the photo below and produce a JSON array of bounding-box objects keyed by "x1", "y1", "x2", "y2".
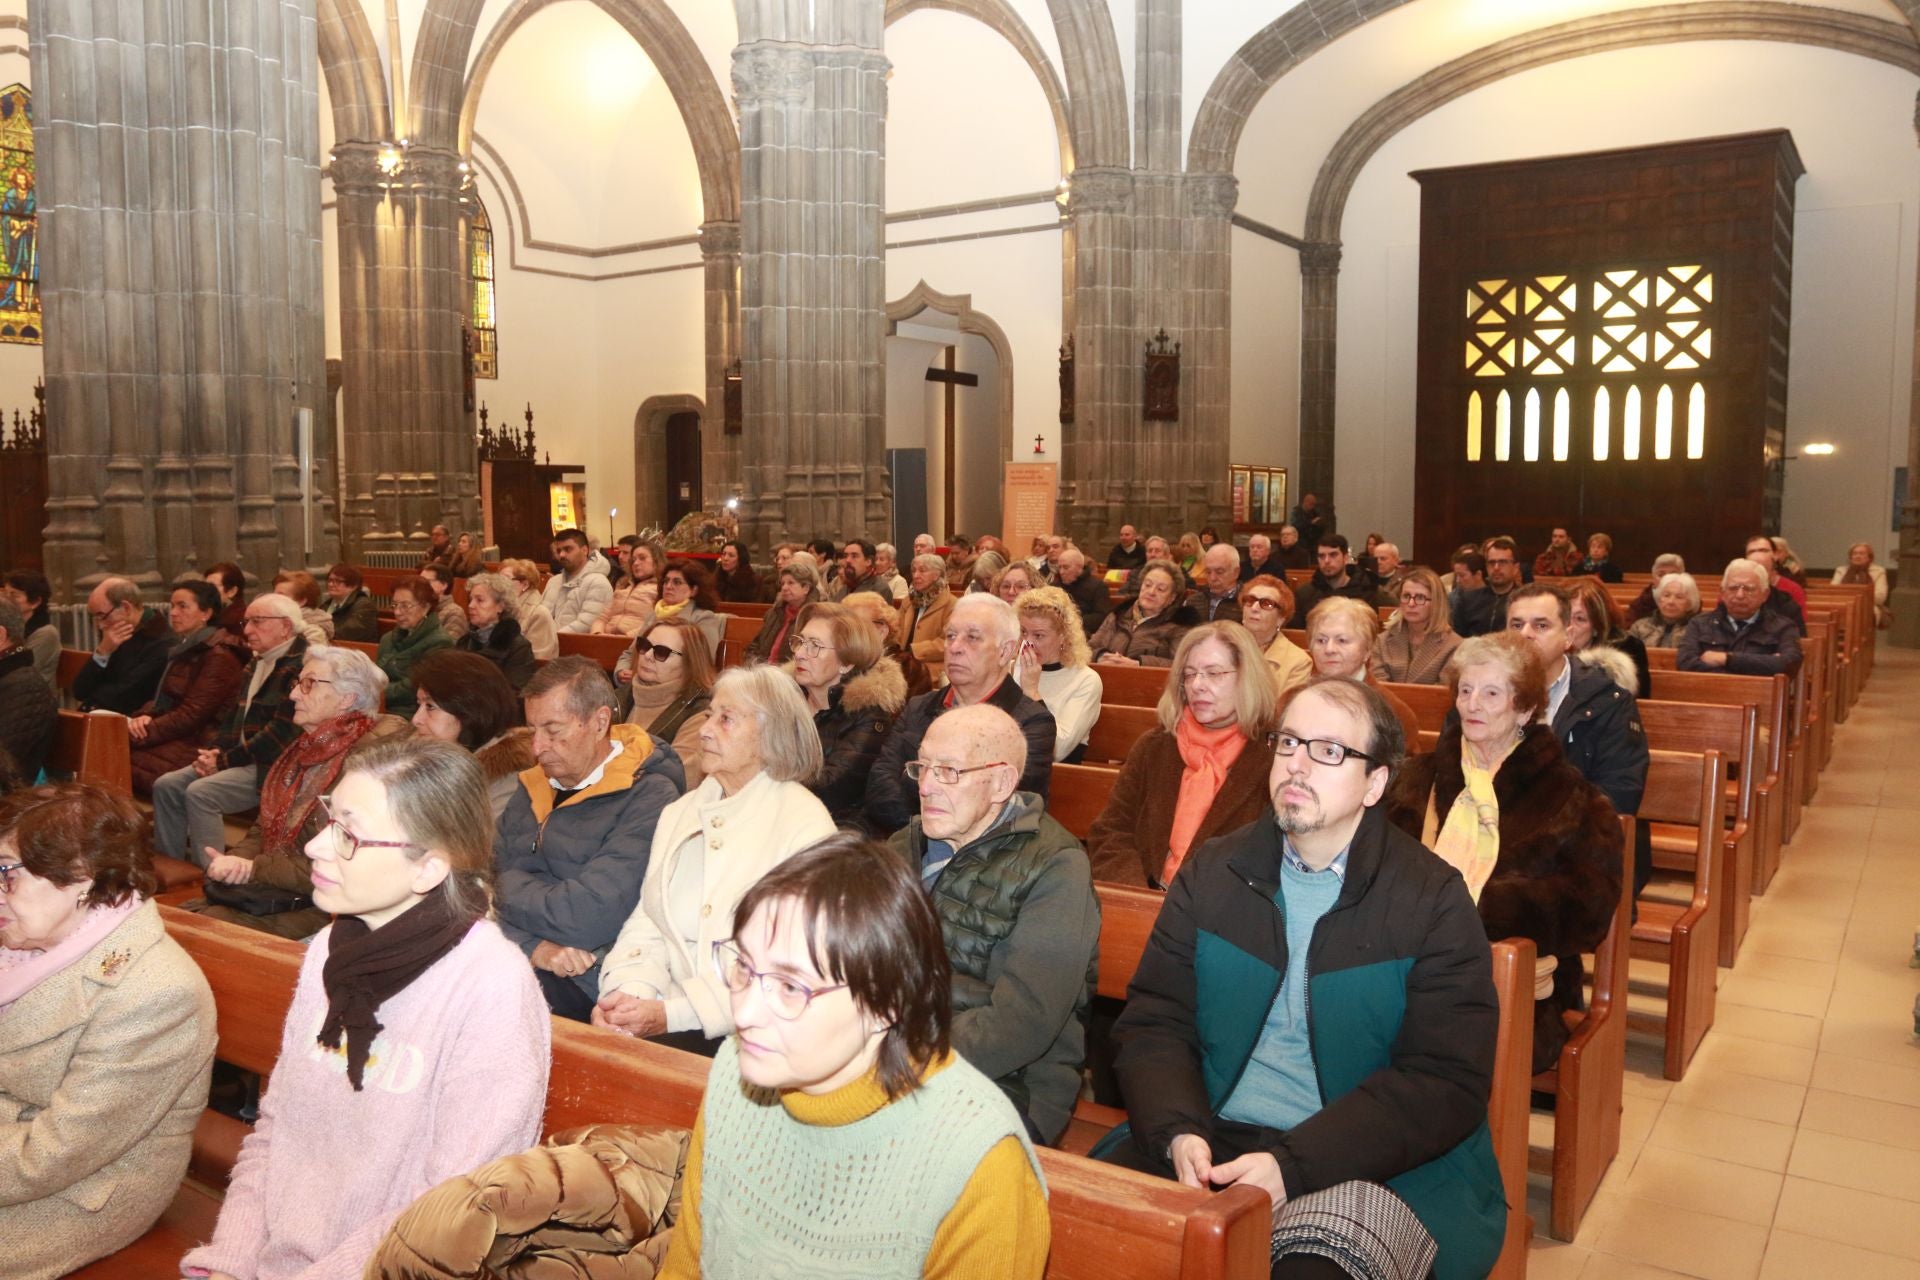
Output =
[{"x1": 599, "y1": 770, "x2": 835, "y2": 1036}]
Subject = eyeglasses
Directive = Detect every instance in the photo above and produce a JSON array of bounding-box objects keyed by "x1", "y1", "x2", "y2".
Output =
[
  {"x1": 88, "y1": 609, "x2": 116, "y2": 625},
  {"x1": 713, "y1": 940, "x2": 846, "y2": 1020},
  {"x1": 1399, "y1": 592, "x2": 1433, "y2": 605},
  {"x1": 1182, "y1": 666, "x2": 1237, "y2": 687},
  {"x1": 904, "y1": 760, "x2": 1006, "y2": 785},
  {"x1": 294, "y1": 676, "x2": 335, "y2": 694},
  {"x1": 1242, "y1": 597, "x2": 1283, "y2": 611},
  {"x1": 636, "y1": 642, "x2": 683, "y2": 662},
  {"x1": 790, "y1": 635, "x2": 833, "y2": 657},
  {"x1": 317, "y1": 797, "x2": 424, "y2": 862},
  {"x1": 1267, "y1": 732, "x2": 1376, "y2": 767},
  {"x1": 0, "y1": 861, "x2": 21, "y2": 892}
]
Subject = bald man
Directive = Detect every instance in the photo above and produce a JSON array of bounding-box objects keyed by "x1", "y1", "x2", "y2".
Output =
[
  {"x1": 888, "y1": 704, "x2": 1100, "y2": 1145},
  {"x1": 73, "y1": 577, "x2": 174, "y2": 714},
  {"x1": 1055, "y1": 548, "x2": 1110, "y2": 629},
  {"x1": 1189, "y1": 544, "x2": 1243, "y2": 623}
]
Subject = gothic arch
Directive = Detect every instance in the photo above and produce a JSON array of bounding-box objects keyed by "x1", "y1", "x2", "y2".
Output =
[
  {"x1": 884, "y1": 0, "x2": 1075, "y2": 172},
  {"x1": 454, "y1": 0, "x2": 741, "y2": 222},
  {"x1": 1038, "y1": 0, "x2": 1128, "y2": 170},
  {"x1": 317, "y1": 0, "x2": 390, "y2": 142},
  {"x1": 635, "y1": 394, "x2": 707, "y2": 533},
  {"x1": 886, "y1": 281, "x2": 1017, "y2": 472}
]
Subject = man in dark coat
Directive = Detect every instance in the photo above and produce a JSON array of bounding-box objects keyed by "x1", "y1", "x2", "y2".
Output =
[
  {"x1": 72, "y1": 577, "x2": 173, "y2": 714},
  {"x1": 1449, "y1": 552, "x2": 1496, "y2": 638},
  {"x1": 1678, "y1": 558, "x2": 1803, "y2": 677},
  {"x1": 1055, "y1": 549, "x2": 1110, "y2": 632},
  {"x1": 1105, "y1": 524, "x2": 1147, "y2": 575},
  {"x1": 1095, "y1": 680, "x2": 1506, "y2": 1280},
  {"x1": 887, "y1": 705, "x2": 1099, "y2": 1144},
  {"x1": 866, "y1": 593, "x2": 1056, "y2": 833},
  {"x1": 1289, "y1": 534, "x2": 1388, "y2": 627}
]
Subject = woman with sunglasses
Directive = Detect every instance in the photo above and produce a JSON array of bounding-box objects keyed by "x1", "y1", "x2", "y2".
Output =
[
  {"x1": 188, "y1": 646, "x2": 411, "y2": 939},
  {"x1": 615, "y1": 615, "x2": 716, "y2": 789},
  {"x1": 1238, "y1": 573, "x2": 1312, "y2": 697},
  {"x1": 659, "y1": 832, "x2": 1047, "y2": 1277},
  {"x1": 595, "y1": 666, "x2": 834, "y2": 1055},
  {"x1": 183, "y1": 737, "x2": 550, "y2": 1280}
]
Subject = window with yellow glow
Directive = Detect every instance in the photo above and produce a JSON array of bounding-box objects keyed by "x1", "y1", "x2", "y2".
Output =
[
  {"x1": 1463, "y1": 264, "x2": 1712, "y2": 465},
  {"x1": 468, "y1": 199, "x2": 498, "y2": 380}
]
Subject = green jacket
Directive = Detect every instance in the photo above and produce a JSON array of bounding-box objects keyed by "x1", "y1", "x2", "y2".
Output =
[
  {"x1": 1096, "y1": 805, "x2": 1505, "y2": 1280},
  {"x1": 376, "y1": 614, "x2": 452, "y2": 714},
  {"x1": 890, "y1": 792, "x2": 1100, "y2": 1144}
]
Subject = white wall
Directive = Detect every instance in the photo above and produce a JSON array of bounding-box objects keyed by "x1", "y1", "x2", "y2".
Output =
[
  {"x1": 1326, "y1": 40, "x2": 1920, "y2": 568},
  {"x1": 1229, "y1": 226, "x2": 1299, "y2": 473}
]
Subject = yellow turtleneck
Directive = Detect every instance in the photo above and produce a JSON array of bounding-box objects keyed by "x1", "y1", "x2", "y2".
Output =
[{"x1": 659, "y1": 1050, "x2": 1050, "y2": 1279}]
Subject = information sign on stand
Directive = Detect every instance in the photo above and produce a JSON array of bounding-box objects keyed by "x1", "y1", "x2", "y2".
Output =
[{"x1": 1001, "y1": 463, "x2": 1058, "y2": 556}]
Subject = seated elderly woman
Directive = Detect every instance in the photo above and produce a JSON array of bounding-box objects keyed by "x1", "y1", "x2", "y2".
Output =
[
  {"x1": 127, "y1": 579, "x2": 247, "y2": 795},
  {"x1": 1306, "y1": 596, "x2": 1421, "y2": 746},
  {"x1": 183, "y1": 738, "x2": 551, "y2": 1280},
  {"x1": 376, "y1": 575, "x2": 454, "y2": 718},
  {"x1": 660, "y1": 833, "x2": 1048, "y2": 1276},
  {"x1": 1624, "y1": 553, "x2": 1686, "y2": 624},
  {"x1": 1012, "y1": 586, "x2": 1102, "y2": 762},
  {"x1": 1834, "y1": 541, "x2": 1892, "y2": 628},
  {"x1": 190, "y1": 645, "x2": 412, "y2": 939},
  {"x1": 968, "y1": 549, "x2": 1009, "y2": 594},
  {"x1": 845, "y1": 588, "x2": 933, "y2": 698},
  {"x1": 409, "y1": 650, "x2": 536, "y2": 821},
  {"x1": 1088, "y1": 622, "x2": 1278, "y2": 888},
  {"x1": 1087, "y1": 559, "x2": 1194, "y2": 667},
  {"x1": 654, "y1": 560, "x2": 726, "y2": 662},
  {"x1": 616, "y1": 615, "x2": 716, "y2": 789},
  {"x1": 273, "y1": 569, "x2": 335, "y2": 647},
  {"x1": 1628, "y1": 571, "x2": 1699, "y2": 649},
  {"x1": 595, "y1": 665, "x2": 836, "y2": 1054},
  {"x1": 323, "y1": 563, "x2": 381, "y2": 642},
  {"x1": 0, "y1": 782, "x2": 218, "y2": 1280},
  {"x1": 498, "y1": 558, "x2": 560, "y2": 660},
  {"x1": 1384, "y1": 631, "x2": 1623, "y2": 1073},
  {"x1": 1371, "y1": 566, "x2": 1461, "y2": 686},
  {"x1": 994, "y1": 560, "x2": 1042, "y2": 605},
  {"x1": 786, "y1": 601, "x2": 906, "y2": 824},
  {"x1": 1565, "y1": 577, "x2": 1650, "y2": 697},
  {"x1": 593, "y1": 537, "x2": 664, "y2": 637},
  {"x1": 1238, "y1": 573, "x2": 1312, "y2": 697},
  {"x1": 456, "y1": 571, "x2": 537, "y2": 690},
  {"x1": 746, "y1": 560, "x2": 822, "y2": 664},
  {"x1": 895, "y1": 553, "x2": 957, "y2": 679}
]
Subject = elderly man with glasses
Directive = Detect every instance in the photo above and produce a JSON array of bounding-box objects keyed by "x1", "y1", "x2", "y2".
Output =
[
  {"x1": 866, "y1": 593, "x2": 1057, "y2": 835},
  {"x1": 1093, "y1": 678, "x2": 1505, "y2": 1280},
  {"x1": 151, "y1": 593, "x2": 310, "y2": 867},
  {"x1": 72, "y1": 576, "x2": 174, "y2": 714},
  {"x1": 1678, "y1": 558, "x2": 1804, "y2": 676},
  {"x1": 885, "y1": 703, "x2": 1099, "y2": 1145}
]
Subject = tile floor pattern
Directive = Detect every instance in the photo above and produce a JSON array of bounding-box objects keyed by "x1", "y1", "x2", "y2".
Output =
[{"x1": 1523, "y1": 645, "x2": 1920, "y2": 1280}]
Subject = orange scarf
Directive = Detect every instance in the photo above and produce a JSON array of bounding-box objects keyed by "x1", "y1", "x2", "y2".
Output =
[{"x1": 1164, "y1": 710, "x2": 1248, "y2": 885}]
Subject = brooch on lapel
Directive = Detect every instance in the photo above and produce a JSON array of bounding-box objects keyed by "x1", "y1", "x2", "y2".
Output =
[{"x1": 98, "y1": 948, "x2": 132, "y2": 979}]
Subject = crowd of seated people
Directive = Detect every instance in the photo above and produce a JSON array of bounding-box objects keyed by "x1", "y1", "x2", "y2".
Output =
[{"x1": 2, "y1": 515, "x2": 1881, "y2": 1280}]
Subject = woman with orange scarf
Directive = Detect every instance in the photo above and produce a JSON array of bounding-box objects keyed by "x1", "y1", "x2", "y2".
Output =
[{"x1": 1087, "y1": 622, "x2": 1279, "y2": 888}]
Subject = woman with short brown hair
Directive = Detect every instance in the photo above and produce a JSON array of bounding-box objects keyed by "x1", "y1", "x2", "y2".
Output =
[{"x1": 787, "y1": 601, "x2": 906, "y2": 824}]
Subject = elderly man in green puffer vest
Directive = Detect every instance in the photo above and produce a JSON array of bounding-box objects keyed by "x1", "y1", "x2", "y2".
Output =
[{"x1": 887, "y1": 703, "x2": 1100, "y2": 1146}]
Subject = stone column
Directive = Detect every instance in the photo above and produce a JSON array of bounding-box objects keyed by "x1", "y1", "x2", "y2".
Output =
[
  {"x1": 331, "y1": 141, "x2": 478, "y2": 556},
  {"x1": 699, "y1": 218, "x2": 741, "y2": 509},
  {"x1": 33, "y1": 0, "x2": 332, "y2": 596},
  {"x1": 1296, "y1": 241, "x2": 1343, "y2": 513},
  {"x1": 732, "y1": 0, "x2": 890, "y2": 547},
  {"x1": 1058, "y1": 166, "x2": 1137, "y2": 546}
]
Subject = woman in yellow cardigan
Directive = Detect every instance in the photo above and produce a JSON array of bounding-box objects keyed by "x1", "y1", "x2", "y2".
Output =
[{"x1": 660, "y1": 832, "x2": 1048, "y2": 1279}]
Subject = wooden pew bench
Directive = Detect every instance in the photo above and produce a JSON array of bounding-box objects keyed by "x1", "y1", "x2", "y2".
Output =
[
  {"x1": 1082, "y1": 703, "x2": 1159, "y2": 766},
  {"x1": 45, "y1": 708, "x2": 203, "y2": 903},
  {"x1": 1628, "y1": 749, "x2": 1723, "y2": 1080},
  {"x1": 80, "y1": 908, "x2": 1272, "y2": 1280}
]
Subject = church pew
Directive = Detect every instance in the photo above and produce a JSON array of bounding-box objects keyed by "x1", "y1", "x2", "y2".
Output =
[
  {"x1": 335, "y1": 638, "x2": 380, "y2": 663},
  {"x1": 87, "y1": 908, "x2": 1274, "y2": 1280},
  {"x1": 1082, "y1": 704, "x2": 1160, "y2": 767},
  {"x1": 717, "y1": 599, "x2": 771, "y2": 621},
  {"x1": 1051, "y1": 762, "x2": 1121, "y2": 842},
  {"x1": 1639, "y1": 701, "x2": 1758, "y2": 967},
  {"x1": 1094, "y1": 663, "x2": 1170, "y2": 708},
  {"x1": 1648, "y1": 670, "x2": 1787, "y2": 894},
  {"x1": 556, "y1": 631, "x2": 631, "y2": 672},
  {"x1": 57, "y1": 646, "x2": 93, "y2": 692},
  {"x1": 721, "y1": 613, "x2": 761, "y2": 667},
  {"x1": 1627, "y1": 749, "x2": 1722, "y2": 1080}
]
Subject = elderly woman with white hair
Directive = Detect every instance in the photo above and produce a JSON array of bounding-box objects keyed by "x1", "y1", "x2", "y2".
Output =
[
  {"x1": 594, "y1": 665, "x2": 836, "y2": 1054},
  {"x1": 456, "y1": 571, "x2": 538, "y2": 689},
  {"x1": 188, "y1": 645, "x2": 413, "y2": 938},
  {"x1": 894, "y1": 552, "x2": 957, "y2": 677},
  {"x1": 1628, "y1": 571, "x2": 1701, "y2": 650},
  {"x1": 1624, "y1": 552, "x2": 1687, "y2": 624}
]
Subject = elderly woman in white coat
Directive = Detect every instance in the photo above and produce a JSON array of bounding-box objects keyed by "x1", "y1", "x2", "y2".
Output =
[
  {"x1": 593, "y1": 664, "x2": 835, "y2": 1055},
  {"x1": 0, "y1": 782, "x2": 217, "y2": 1280}
]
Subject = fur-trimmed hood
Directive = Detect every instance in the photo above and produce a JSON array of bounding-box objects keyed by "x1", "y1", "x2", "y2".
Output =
[
  {"x1": 476, "y1": 725, "x2": 536, "y2": 784},
  {"x1": 779, "y1": 656, "x2": 910, "y2": 718},
  {"x1": 1578, "y1": 644, "x2": 1637, "y2": 695}
]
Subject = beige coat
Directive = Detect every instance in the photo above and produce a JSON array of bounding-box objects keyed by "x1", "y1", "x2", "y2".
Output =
[{"x1": 0, "y1": 900, "x2": 217, "y2": 1279}]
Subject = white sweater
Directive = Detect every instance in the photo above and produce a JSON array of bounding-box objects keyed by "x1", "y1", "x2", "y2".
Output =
[{"x1": 1036, "y1": 664, "x2": 1104, "y2": 761}]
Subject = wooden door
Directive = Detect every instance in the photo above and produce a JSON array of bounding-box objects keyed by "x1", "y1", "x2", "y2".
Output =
[{"x1": 665, "y1": 410, "x2": 701, "y2": 526}]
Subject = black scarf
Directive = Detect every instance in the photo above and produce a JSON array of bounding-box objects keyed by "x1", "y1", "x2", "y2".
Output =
[{"x1": 318, "y1": 890, "x2": 477, "y2": 1090}]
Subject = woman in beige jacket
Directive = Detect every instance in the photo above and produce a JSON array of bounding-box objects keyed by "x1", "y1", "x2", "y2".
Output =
[{"x1": 0, "y1": 783, "x2": 217, "y2": 1280}]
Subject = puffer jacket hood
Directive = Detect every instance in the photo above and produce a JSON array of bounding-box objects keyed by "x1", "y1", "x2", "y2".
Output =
[{"x1": 1578, "y1": 644, "x2": 1638, "y2": 695}]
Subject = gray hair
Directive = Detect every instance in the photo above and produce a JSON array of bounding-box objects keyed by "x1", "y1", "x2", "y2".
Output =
[
  {"x1": 1203, "y1": 543, "x2": 1239, "y2": 570},
  {"x1": 467, "y1": 572, "x2": 515, "y2": 609},
  {"x1": 0, "y1": 598, "x2": 23, "y2": 646},
  {"x1": 1657, "y1": 572, "x2": 1701, "y2": 613},
  {"x1": 523, "y1": 655, "x2": 618, "y2": 723},
  {"x1": 950, "y1": 591, "x2": 1019, "y2": 648},
  {"x1": 875, "y1": 542, "x2": 896, "y2": 560},
  {"x1": 1651, "y1": 553, "x2": 1686, "y2": 577},
  {"x1": 101, "y1": 577, "x2": 143, "y2": 609},
  {"x1": 779, "y1": 560, "x2": 821, "y2": 594},
  {"x1": 304, "y1": 645, "x2": 388, "y2": 714},
  {"x1": 248, "y1": 593, "x2": 305, "y2": 627},
  {"x1": 1724, "y1": 557, "x2": 1770, "y2": 589},
  {"x1": 789, "y1": 551, "x2": 820, "y2": 575},
  {"x1": 911, "y1": 553, "x2": 945, "y2": 576},
  {"x1": 712, "y1": 665, "x2": 822, "y2": 784}
]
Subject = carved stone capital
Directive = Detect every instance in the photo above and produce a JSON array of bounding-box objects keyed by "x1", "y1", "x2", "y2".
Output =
[
  {"x1": 1298, "y1": 241, "x2": 1343, "y2": 277},
  {"x1": 701, "y1": 220, "x2": 742, "y2": 257},
  {"x1": 1186, "y1": 172, "x2": 1239, "y2": 219},
  {"x1": 329, "y1": 142, "x2": 467, "y2": 198},
  {"x1": 733, "y1": 44, "x2": 816, "y2": 106},
  {"x1": 1064, "y1": 167, "x2": 1133, "y2": 216},
  {"x1": 328, "y1": 142, "x2": 387, "y2": 195}
]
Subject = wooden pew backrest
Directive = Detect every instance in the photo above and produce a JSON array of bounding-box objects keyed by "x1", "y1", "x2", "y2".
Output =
[
  {"x1": 1083, "y1": 704, "x2": 1159, "y2": 766},
  {"x1": 1052, "y1": 762, "x2": 1120, "y2": 842},
  {"x1": 557, "y1": 632, "x2": 631, "y2": 672},
  {"x1": 1094, "y1": 663, "x2": 1169, "y2": 708}
]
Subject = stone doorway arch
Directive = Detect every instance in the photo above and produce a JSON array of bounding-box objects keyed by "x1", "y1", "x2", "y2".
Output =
[{"x1": 634, "y1": 394, "x2": 706, "y2": 535}]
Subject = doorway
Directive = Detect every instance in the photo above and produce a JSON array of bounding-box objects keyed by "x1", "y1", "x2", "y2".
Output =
[{"x1": 665, "y1": 411, "x2": 702, "y2": 527}]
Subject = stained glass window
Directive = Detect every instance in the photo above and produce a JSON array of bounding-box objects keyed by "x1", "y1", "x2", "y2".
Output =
[
  {"x1": 0, "y1": 86, "x2": 39, "y2": 346},
  {"x1": 467, "y1": 198, "x2": 497, "y2": 379}
]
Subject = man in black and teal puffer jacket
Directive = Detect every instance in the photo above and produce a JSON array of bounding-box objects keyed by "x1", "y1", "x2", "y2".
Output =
[{"x1": 1094, "y1": 678, "x2": 1505, "y2": 1280}]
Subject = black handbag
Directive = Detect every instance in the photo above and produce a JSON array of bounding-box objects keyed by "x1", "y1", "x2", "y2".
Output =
[{"x1": 200, "y1": 876, "x2": 314, "y2": 916}]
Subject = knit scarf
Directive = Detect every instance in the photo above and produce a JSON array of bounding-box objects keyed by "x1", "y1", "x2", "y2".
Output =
[
  {"x1": 0, "y1": 897, "x2": 141, "y2": 1012},
  {"x1": 318, "y1": 890, "x2": 476, "y2": 1090},
  {"x1": 1164, "y1": 710, "x2": 1247, "y2": 885},
  {"x1": 1424, "y1": 736, "x2": 1516, "y2": 903},
  {"x1": 767, "y1": 606, "x2": 800, "y2": 659},
  {"x1": 259, "y1": 711, "x2": 375, "y2": 852},
  {"x1": 652, "y1": 599, "x2": 688, "y2": 621}
]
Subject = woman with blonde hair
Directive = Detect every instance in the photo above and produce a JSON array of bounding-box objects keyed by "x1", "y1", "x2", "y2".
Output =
[
  {"x1": 1087, "y1": 622, "x2": 1278, "y2": 888},
  {"x1": 786, "y1": 601, "x2": 907, "y2": 824},
  {"x1": 497, "y1": 558, "x2": 559, "y2": 660},
  {"x1": 595, "y1": 665, "x2": 836, "y2": 1054},
  {"x1": 1372, "y1": 566, "x2": 1460, "y2": 685},
  {"x1": 1013, "y1": 585, "x2": 1103, "y2": 762},
  {"x1": 1307, "y1": 596, "x2": 1420, "y2": 744},
  {"x1": 1175, "y1": 532, "x2": 1202, "y2": 578}
]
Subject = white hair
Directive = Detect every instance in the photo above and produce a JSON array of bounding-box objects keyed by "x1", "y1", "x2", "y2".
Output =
[
  {"x1": 248, "y1": 593, "x2": 305, "y2": 627},
  {"x1": 304, "y1": 645, "x2": 389, "y2": 714},
  {"x1": 950, "y1": 591, "x2": 1019, "y2": 647},
  {"x1": 911, "y1": 553, "x2": 945, "y2": 575},
  {"x1": 876, "y1": 542, "x2": 896, "y2": 559},
  {"x1": 1723, "y1": 558, "x2": 1769, "y2": 588}
]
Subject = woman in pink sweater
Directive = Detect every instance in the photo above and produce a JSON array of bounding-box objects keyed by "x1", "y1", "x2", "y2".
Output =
[{"x1": 181, "y1": 737, "x2": 551, "y2": 1280}]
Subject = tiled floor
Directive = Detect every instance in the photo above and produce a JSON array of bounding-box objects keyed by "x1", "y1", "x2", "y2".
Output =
[{"x1": 1524, "y1": 645, "x2": 1920, "y2": 1280}]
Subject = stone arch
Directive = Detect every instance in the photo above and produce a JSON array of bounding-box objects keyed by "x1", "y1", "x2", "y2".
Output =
[
  {"x1": 454, "y1": 0, "x2": 740, "y2": 222},
  {"x1": 884, "y1": 0, "x2": 1075, "y2": 172},
  {"x1": 885, "y1": 280, "x2": 1017, "y2": 480},
  {"x1": 634, "y1": 394, "x2": 708, "y2": 534},
  {"x1": 1037, "y1": 0, "x2": 1128, "y2": 170},
  {"x1": 317, "y1": 0, "x2": 390, "y2": 142}
]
